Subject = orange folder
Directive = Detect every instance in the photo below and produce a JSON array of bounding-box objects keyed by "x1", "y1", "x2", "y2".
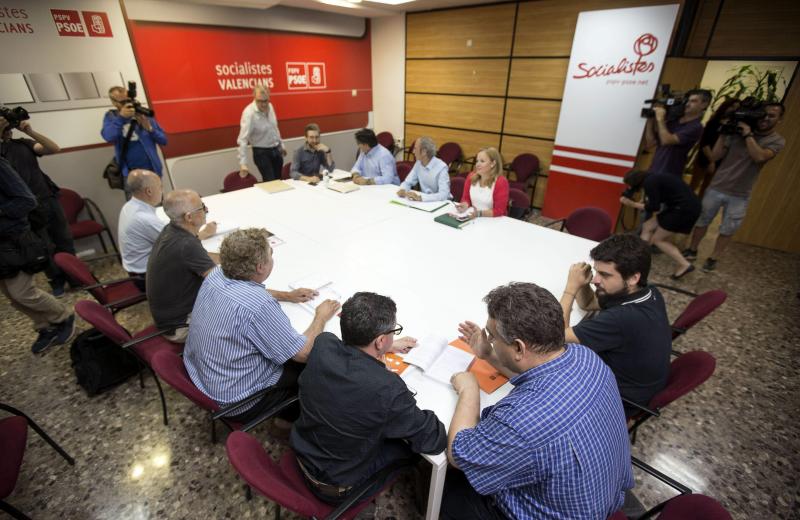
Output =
[{"x1": 449, "y1": 339, "x2": 509, "y2": 393}]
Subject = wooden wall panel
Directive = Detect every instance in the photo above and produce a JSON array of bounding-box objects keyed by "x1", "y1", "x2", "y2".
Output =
[
  {"x1": 405, "y1": 94, "x2": 505, "y2": 133},
  {"x1": 406, "y1": 59, "x2": 509, "y2": 96},
  {"x1": 405, "y1": 124, "x2": 499, "y2": 161},
  {"x1": 735, "y1": 78, "x2": 800, "y2": 252},
  {"x1": 503, "y1": 99, "x2": 561, "y2": 139},
  {"x1": 406, "y1": 4, "x2": 516, "y2": 58},
  {"x1": 659, "y1": 57, "x2": 708, "y2": 91},
  {"x1": 508, "y1": 59, "x2": 569, "y2": 99},
  {"x1": 500, "y1": 135, "x2": 554, "y2": 207},
  {"x1": 707, "y1": 0, "x2": 800, "y2": 57},
  {"x1": 685, "y1": 0, "x2": 722, "y2": 57}
]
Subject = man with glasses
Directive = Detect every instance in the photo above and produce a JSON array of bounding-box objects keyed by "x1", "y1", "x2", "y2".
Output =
[
  {"x1": 237, "y1": 86, "x2": 286, "y2": 182},
  {"x1": 291, "y1": 292, "x2": 446, "y2": 506},
  {"x1": 183, "y1": 228, "x2": 339, "y2": 427},
  {"x1": 444, "y1": 282, "x2": 633, "y2": 519}
]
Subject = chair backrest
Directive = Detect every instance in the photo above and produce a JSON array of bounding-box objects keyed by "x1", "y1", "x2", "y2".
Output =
[
  {"x1": 508, "y1": 188, "x2": 531, "y2": 220},
  {"x1": 222, "y1": 171, "x2": 257, "y2": 193},
  {"x1": 58, "y1": 188, "x2": 85, "y2": 224},
  {"x1": 650, "y1": 351, "x2": 716, "y2": 410},
  {"x1": 0, "y1": 415, "x2": 28, "y2": 499},
  {"x1": 672, "y1": 290, "x2": 727, "y2": 339},
  {"x1": 396, "y1": 162, "x2": 413, "y2": 183},
  {"x1": 53, "y1": 253, "x2": 111, "y2": 303},
  {"x1": 450, "y1": 176, "x2": 465, "y2": 203},
  {"x1": 226, "y1": 432, "x2": 324, "y2": 517},
  {"x1": 565, "y1": 207, "x2": 613, "y2": 242},
  {"x1": 437, "y1": 142, "x2": 463, "y2": 167},
  {"x1": 509, "y1": 153, "x2": 540, "y2": 184},
  {"x1": 150, "y1": 350, "x2": 219, "y2": 412},
  {"x1": 281, "y1": 162, "x2": 291, "y2": 180},
  {"x1": 659, "y1": 494, "x2": 732, "y2": 520},
  {"x1": 376, "y1": 131, "x2": 395, "y2": 154},
  {"x1": 403, "y1": 138, "x2": 417, "y2": 162},
  {"x1": 75, "y1": 300, "x2": 132, "y2": 346}
]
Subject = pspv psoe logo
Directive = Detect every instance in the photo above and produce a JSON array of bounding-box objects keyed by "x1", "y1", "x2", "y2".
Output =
[
  {"x1": 51, "y1": 9, "x2": 112, "y2": 37},
  {"x1": 572, "y1": 33, "x2": 658, "y2": 79},
  {"x1": 286, "y1": 62, "x2": 327, "y2": 90}
]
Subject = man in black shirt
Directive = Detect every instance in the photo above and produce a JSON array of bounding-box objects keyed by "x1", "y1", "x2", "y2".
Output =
[
  {"x1": 290, "y1": 292, "x2": 447, "y2": 505},
  {"x1": 560, "y1": 234, "x2": 672, "y2": 417},
  {"x1": 1, "y1": 116, "x2": 75, "y2": 295}
]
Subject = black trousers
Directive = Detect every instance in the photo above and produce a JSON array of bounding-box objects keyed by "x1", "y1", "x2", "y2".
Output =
[
  {"x1": 225, "y1": 360, "x2": 304, "y2": 424},
  {"x1": 441, "y1": 468, "x2": 506, "y2": 520},
  {"x1": 253, "y1": 146, "x2": 283, "y2": 182},
  {"x1": 41, "y1": 196, "x2": 75, "y2": 287}
]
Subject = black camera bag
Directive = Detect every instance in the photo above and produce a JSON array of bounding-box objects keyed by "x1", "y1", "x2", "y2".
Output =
[
  {"x1": 0, "y1": 229, "x2": 51, "y2": 279},
  {"x1": 102, "y1": 115, "x2": 137, "y2": 191},
  {"x1": 70, "y1": 328, "x2": 140, "y2": 396}
]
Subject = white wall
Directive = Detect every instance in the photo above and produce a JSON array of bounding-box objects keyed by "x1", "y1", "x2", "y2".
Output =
[{"x1": 370, "y1": 15, "x2": 406, "y2": 149}]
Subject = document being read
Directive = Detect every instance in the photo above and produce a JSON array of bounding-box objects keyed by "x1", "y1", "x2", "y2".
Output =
[
  {"x1": 288, "y1": 275, "x2": 345, "y2": 314},
  {"x1": 400, "y1": 334, "x2": 475, "y2": 385}
]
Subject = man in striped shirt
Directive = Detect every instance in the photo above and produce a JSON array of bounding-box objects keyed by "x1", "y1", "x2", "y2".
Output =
[
  {"x1": 183, "y1": 228, "x2": 340, "y2": 424},
  {"x1": 444, "y1": 283, "x2": 633, "y2": 519}
]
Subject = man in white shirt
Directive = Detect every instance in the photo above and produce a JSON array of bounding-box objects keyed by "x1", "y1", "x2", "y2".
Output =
[
  {"x1": 237, "y1": 86, "x2": 286, "y2": 182},
  {"x1": 397, "y1": 136, "x2": 451, "y2": 202},
  {"x1": 118, "y1": 170, "x2": 214, "y2": 290}
]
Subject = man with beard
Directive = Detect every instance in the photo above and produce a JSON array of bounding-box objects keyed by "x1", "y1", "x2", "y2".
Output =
[{"x1": 560, "y1": 234, "x2": 671, "y2": 417}]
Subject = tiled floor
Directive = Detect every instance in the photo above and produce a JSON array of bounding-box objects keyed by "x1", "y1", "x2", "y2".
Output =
[{"x1": 1, "y1": 224, "x2": 798, "y2": 519}]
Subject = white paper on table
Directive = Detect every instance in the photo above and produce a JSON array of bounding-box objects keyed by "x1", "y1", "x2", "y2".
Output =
[
  {"x1": 206, "y1": 220, "x2": 239, "y2": 236},
  {"x1": 401, "y1": 334, "x2": 449, "y2": 371},
  {"x1": 289, "y1": 276, "x2": 347, "y2": 314},
  {"x1": 329, "y1": 169, "x2": 353, "y2": 181},
  {"x1": 400, "y1": 334, "x2": 475, "y2": 384},
  {"x1": 201, "y1": 234, "x2": 225, "y2": 253},
  {"x1": 391, "y1": 197, "x2": 451, "y2": 213}
]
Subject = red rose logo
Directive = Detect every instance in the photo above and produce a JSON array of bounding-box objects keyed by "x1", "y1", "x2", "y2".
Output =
[{"x1": 633, "y1": 34, "x2": 658, "y2": 58}]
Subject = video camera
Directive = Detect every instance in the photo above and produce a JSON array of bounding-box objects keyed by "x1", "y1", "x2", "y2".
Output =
[
  {"x1": 718, "y1": 97, "x2": 766, "y2": 135},
  {"x1": 641, "y1": 84, "x2": 685, "y2": 121},
  {"x1": 124, "y1": 81, "x2": 155, "y2": 118},
  {"x1": 0, "y1": 106, "x2": 30, "y2": 129}
]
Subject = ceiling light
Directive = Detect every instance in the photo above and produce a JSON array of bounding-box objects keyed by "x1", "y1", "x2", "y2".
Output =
[
  {"x1": 317, "y1": 0, "x2": 361, "y2": 7},
  {"x1": 365, "y1": 0, "x2": 415, "y2": 4}
]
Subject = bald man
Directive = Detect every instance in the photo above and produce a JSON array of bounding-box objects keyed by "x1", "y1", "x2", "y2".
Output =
[{"x1": 237, "y1": 86, "x2": 286, "y2": 182}]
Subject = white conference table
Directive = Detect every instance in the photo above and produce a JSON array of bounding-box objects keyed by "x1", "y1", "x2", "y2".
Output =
[{"x1": 193, "y1": 179, "x2": 596, "y2": 519}]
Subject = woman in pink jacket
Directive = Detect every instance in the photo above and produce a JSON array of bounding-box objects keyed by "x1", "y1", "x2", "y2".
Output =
[{"x1": 456, "y1": 147, "x2": 509, "y2": 218}]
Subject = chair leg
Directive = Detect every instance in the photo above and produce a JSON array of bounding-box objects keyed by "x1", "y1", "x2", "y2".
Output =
[
  {"x1": 149, "y1": 367, "x2": 169, "y2": 426},
  {"x1": 1, "y1": 500, "x2": 33, "y2": 520},
  {"x1": 138, "y1": 366, "x2": 145, "y2": 389},
  {"x1": 97, "y1": 232, "x2": 109, "y2": 254},
  {"x1": 210, "y1": 419, "x2": 217, "y2": 444},
  {"x1": 22, "y1": 416, "x2": 76, "y2": 466},
  {"x1": 244, "y1": 484, "x2": 252, "y2": 501}
]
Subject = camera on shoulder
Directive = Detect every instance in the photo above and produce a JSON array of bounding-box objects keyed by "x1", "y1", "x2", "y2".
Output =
[
  {"x1": 641, "y1": 84, "x2": 686, "y2": 121},
  {"x1": 0, "y1": 106, "x2": 30, "y2": 129},
  {"x1": 718, "y1": 97, "x2": 766, "y2": 135}
]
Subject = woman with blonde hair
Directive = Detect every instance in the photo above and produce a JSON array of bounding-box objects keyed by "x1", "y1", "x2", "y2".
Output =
[{"x1": 455, "y1": 147, "x2": 509, "y2": 218}]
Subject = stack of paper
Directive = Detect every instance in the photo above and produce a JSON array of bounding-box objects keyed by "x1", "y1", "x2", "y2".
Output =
[
  {"x1": 390, "y1": 198, "x2": 450, "y2": 213},
  {"x1": 257, "y1": 180, "x2": 294, "y2": 194}
]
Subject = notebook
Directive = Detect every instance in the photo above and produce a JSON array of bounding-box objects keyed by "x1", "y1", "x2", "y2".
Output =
[
  {"x1": 328, "y1": 182, "x2": 360, "y2": 194},
  {"x1": 257, "y1": 180, "x2": 294, "y2": 194},
  {"x1": 434, "y1": 213, "x2": 474, "y2": 229},
  {"x1": 390, "y1": 198, "x2": 450, "y2": 213}
]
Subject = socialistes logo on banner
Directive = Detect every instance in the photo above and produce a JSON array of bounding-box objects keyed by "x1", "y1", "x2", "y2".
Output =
[
  {"x1": 286, "y1": 62, "x2": 327, "y2": 90},
  {"x1": 50, "y1": 9, "x2": 112, "y2": 37},
  {"x1": 572, "y1": 33, "x2": 658, "y2": 81}
]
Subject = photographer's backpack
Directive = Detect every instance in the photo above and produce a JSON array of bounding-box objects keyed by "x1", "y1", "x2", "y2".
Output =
[{"x1": 70, "y1": 328, "x2": 140, "y2": 396}]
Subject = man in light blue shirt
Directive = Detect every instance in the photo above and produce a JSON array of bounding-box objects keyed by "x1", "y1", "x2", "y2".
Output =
[
  {"x1": 397, "y1": 136, "x2": 451, "y2": 202},
  {"x1": 118, "y1": 170, "x2": 166, "y2": 283},
  {"x1": 351, "y1": 128, "x2": 399, "y2": 186}
]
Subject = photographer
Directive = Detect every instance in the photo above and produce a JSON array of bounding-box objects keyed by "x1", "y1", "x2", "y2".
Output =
[
  {"x1": 684, "y1": 103, "x2": 785, "y2": 272},
  {"x1": 1, "y1": 113, "x2": 76, "y2": 296},
  {"x1": 102, "y1": 85, "x2": 167, "y2": 197},
  {"x1": 0, "y1": 157, "x2": 75, "y2": 354},
  {"x1": 644, "y1": 89, "x2": 710, "y2": 176},
  {"x1": 620, "y1": 169, "x2": 701, "y2": 279}
]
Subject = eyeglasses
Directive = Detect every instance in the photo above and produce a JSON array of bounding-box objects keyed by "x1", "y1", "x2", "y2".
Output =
[
  {"x1": 382, "y1": 323, "x2": 403, "y2": 336},
  {"x1": 187, "y1": 203, "x2": 208, "y2": 216}
]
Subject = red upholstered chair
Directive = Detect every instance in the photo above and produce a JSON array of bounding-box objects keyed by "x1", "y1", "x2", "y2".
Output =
[
  {"x1": 437, "y1": 142, "x2": 464, "y2": 174},
  {"x1": 508, "y1": 188, "x2": 532, "y2": 221},
  {"x1": 396, "y1": 162, "x2": 412, "y2": 183},
  {"x1": 75, "y1": 300, "x2": 182, "y2": 426},
  {"x1": 401, "y1": 138, "x2": 417, "y2": 162},
  {"x1": 450, "y1": 176, "x2": 465, "y2": 203},
  {"x1": 504, "y1": 153, "x2": 540, "y2": 205},
  {"x1": 669, "y1": 290, "x2": 727, "y2": 341},
  {"x1": 281, "y1": 163, "x2": 292, "y2": 180},
  {"x1": 58, "y1": 187, "x2": 118, "y2": 257},
  {"x1": 0, "y1": 403, "x2": 74, "y2": 520},
  {"x1": 54, "y1": 252, "x2": 145, "y2": 312},
  {"x1": 222, "y1": 171, "x2": 257, "y2": 192},
  {"x1": 625, "y1": 351, "x2": 716, "y2": 444},
  {"x1": 376, "y1": 131, "x2": 395, "y2": 155},
  {"x1": 226, "y1": 432, "x2": 405, "y2": 519},
  {"x1": 545, "y1": 207, "x2": 613, "y2": 242}
]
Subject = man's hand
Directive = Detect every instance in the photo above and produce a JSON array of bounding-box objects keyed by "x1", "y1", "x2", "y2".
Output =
[
  {"x1": 450, "y1": 372, "x2": 479, "y2": 395},
  {"x1": 198, "y1": 221, "x2": 217, "y2": 240},
  {"x1": 239, "y1": 166, "x2": 250, "y2": 178},
  {"x1": 281, "y1": 145, "x2": 288, "y2": 157},
  {"x1": 458, "y1": 321, "x2": 492, "y2": 359},
  {"x1": 353, "y1": 175, "x2": 372, "y2": 186},
  {"x1": 391, "y1": 336, "x2": 417, "y2": 354},
  {"x1": 135, "y1": 114, "x2": 153, "y2": 132},
  {"x1": 654, "y1": 106, "x2": 666, "y2": 122},
  {"x1": 566, "y1": 262, "x2": 593, "y2": 294},
  {"x1": 314, "y1": 299, "x2": 341, "y2": 321},
  {"x1": 737, "y1": 121, "x2": 752, "y2": 136},
  {"x1": 17, "y1": 120, "x2": 33, "y2": 134},
  {"x1": 407, "y1": 191, "x2": 422, "y2": 202},
  {"x1": 119, "y1": 104, "x2": 136, "y2": 119},
  {"x1": 316, "y1": 143, "x2": 330, "y2": 153},
  {"x1": 285, "y1": 288, "x2": 319, "y2": 303},
  {"x1": 397, "y1": 189, "x2": 407, "y2": 198}
]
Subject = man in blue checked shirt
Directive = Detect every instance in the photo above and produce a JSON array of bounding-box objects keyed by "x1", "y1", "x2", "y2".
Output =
[
  {"x1": 444, "y1": 282, "x2": 633, "y2": 520},
  {"x1": 350, "y1": 128, "x2": 399, "y2": 186}
]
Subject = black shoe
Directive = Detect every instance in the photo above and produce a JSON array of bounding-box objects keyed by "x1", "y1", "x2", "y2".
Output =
[
  {"x1": 670, "y1": 264, "x2": 695, "y2": 280},
  {"x1": 31, "y1": 327, "x2": 60, "y2": 354},
  {"x1": 53, "y1": 314, "x2": 76, "y2": 346},
  {"x1": 702, "y1": 258, "x2": 717, "y2": 272},
  {"x1": 681, "y1": 248, "x2": 698, "y2": 260},
  {"x1": 650, "y1": 245, "x2": 662, "y2": 255}
]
